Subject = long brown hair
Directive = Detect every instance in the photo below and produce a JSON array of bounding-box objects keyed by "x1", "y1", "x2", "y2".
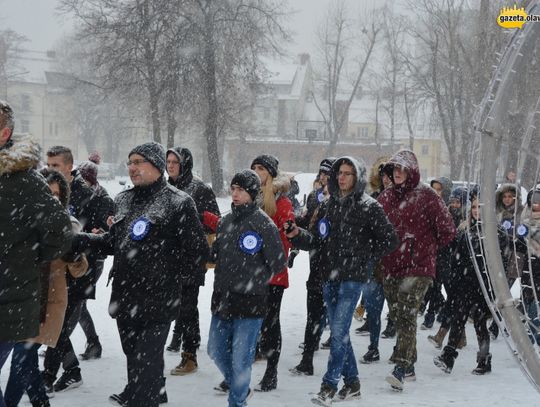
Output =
[{"x1": 261, "y1": 175, "x2": 277, "y2": 217}]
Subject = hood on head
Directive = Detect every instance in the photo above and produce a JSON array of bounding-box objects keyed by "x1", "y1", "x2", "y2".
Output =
[
  {"x1": 496, "y1": 183, "x2": 523, "y2": 212},
  {"x1": 167, "y1": 147, "x2": 193, "y2": 178},
  {"x1": 328, "y1": 156, "x2": 367, "y2": 197},
  {"x1": 430, "y1": 176, "x2": 453, "y2": 204},
  {"x1": 0, "y1": 134, "x2": 41, "y2": 176},
  {"x1": 369, "y1": 156, "x2": 390, "y2": 194},
  {"x1": 383, "y1": 149, "x2": 420, "y2": 191},
  {"x1": 527, "y1": 184, "x2": 540, "y2": 207}
]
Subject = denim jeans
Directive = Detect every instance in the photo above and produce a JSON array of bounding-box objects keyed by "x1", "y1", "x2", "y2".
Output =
[
  {"x1": 207, "y1": 315, "x2": 263, "y2": 407},
  {"x1": 4, "y1": 342, "x2": 48, "y2": 406},
  {"x1": 322, "y1": 281, "x2": 362, "y2": 389},
  {"x1": 360, "y1": 280, "x2": 385, "y2": 349},
  {"x1": 0, "y1": 342, "x2": 15, "y2": 407}
]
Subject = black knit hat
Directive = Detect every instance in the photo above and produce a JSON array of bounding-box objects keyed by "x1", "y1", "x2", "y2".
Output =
[
  {"x1": 129, "y1": 142, "x2": 166, "y2": 174},
  {"x1": 231, "y1": 169, "x2": 261, "y2": 200},
  {"x1": 319, "y1": 157, "x2": 336, "y2": 174},
  {"x1": 251, "y1": 154, "x2": 279, "y2": 178}
]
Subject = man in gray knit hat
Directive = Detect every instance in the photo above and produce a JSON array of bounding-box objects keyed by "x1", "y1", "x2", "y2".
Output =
[{"x1": 73, "y1": 141, "x2": 208, "y2": 407}]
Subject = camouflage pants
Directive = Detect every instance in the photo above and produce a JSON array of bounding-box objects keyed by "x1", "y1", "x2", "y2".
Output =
[{"x1": 383, "y1": 276, "x2": 432, "y2": 368}]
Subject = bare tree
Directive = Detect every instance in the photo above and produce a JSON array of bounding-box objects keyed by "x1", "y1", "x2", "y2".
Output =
[
  {"x1": 0, "y1": 30, "x2": 27, "y2": 99},
  {"x1": 312, "y1": 0, "x2": 380, "y2": 155}
]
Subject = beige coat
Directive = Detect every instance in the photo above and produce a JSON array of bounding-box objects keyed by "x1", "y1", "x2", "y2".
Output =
[{"x1": 27, "y1": 256, "x2": 88, "y2": 347}]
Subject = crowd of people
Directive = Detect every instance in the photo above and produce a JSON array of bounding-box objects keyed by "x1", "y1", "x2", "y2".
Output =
[{"x1": 1, "y1": 98, "x2": 540, "y2": 407}]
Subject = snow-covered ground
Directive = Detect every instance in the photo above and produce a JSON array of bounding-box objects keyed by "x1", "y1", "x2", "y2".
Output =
[{"x1": 3, "y1": 176, "x2": 539, "y2": 407}]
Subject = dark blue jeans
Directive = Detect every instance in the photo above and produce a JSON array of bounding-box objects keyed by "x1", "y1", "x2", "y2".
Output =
[
  {"x1": 361, "y1": 280, "x2": 385, "y2": 349},
  {"x1": 0, "y1": 342, "x2": 15, "y2": 407},
  {"x1": 322, "y1": 281, "x2": 362, "y2": 389},
  {"x1": 4, "y1": 342, "x2": 48, "y2": 406},
  {"x1": 207, "y1": 315, "x2": 263, "y2": 407}
]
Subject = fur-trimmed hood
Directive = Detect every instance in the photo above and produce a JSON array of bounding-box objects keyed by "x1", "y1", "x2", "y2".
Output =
[
  {"x1": 368, "y1": 156, "x2": 389, "y2": 195},
  {"x1": 272, "y1": 171, "x2": 291, "y2": 196},
  {"x1": 496, "y1": 183, "x2": 524, "y2": 214},
  {"x1": 0, "y1": 134, "x2": 41, "y2": 176}
]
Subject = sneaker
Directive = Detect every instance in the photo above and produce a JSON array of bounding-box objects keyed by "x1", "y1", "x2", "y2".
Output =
[
  {"x1": 289, "y1": 360, "x2": 314, "y2": 376},
  {"x1": 255, "y1": 369, "x2": 277, "y2": 392},
  {"x1": 404, "y1": 366, "x2": 416, "y2": 382},
  {"x1": 213, "y1": 380, "x2": 229, "y2": 394},
  {"x1": 420, "y1": 312, "x2": 435, "y2": 330},
  {"x1": 360, "y1": 347, "x2": 380, "y2": 364},
  {"x1": 42, "y1": 371, "x2": 55, "y2": 395},
  {"x1": 385, "y1": 366, "x2": 404, "y2": 392},
  {"x1": 336, "y1": 380, "x2": 361, "y2": 401},
  {"x1": 30, "y1": 400, "x2": 51, "y2": 407},
  {"x1": 434, "y1": 346, "x2": 457, "y2": 374},
  {"x1": 355, "y1": 321, "x2": 370, "y2": 336},
  {"x1": 80, "y1": 340, "x2": 102, "y2": 360},
  {"x1": 311, "y1": 383, "x2": 336, "y2": 406},
  {"x1": 109, "y1": 393, "x2": 127, "y2": 406},
  {"x1": 53, "y1": 369, "x2": 83, "y2": 392},
  {"x1": 166, "y1": 334, "x2": 181, "y2": 353},
  {"x1": 320, "y1": 338, "x2": 331, "y2": 350}
]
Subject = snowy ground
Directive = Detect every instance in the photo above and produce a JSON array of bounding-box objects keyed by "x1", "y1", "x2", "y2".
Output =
[{"x1": 3, "y1": 176, "x2": 539, "y2": 406}]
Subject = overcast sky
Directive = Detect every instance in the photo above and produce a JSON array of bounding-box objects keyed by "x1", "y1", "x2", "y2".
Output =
[{"x1": 0, "y1": 0, "x2": 385, "y2": 58}]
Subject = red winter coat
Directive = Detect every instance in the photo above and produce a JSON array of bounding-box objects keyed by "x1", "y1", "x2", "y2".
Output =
[
  {"x1": 269, "y1": 194, "x2": 294, "y2": 287},
  {"x1": 378, "y1": 150, "x2": 456, "y2": 279}
]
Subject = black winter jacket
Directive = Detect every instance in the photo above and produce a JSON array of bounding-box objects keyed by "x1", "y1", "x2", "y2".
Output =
[
  {"x1": 211, "y1": 202, "x2": 286, "y2": 319},
  {"x1": 74, "y1": 177, "x2": 208, "y2": 323},
  {"x1": 0, "y1": 135, "x2": 72, "y2": 341},
  {"x1": 291, "y1": 157, "x2": 399, "y2": 283}
]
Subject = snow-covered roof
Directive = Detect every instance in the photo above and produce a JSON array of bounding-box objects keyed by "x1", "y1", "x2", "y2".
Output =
[{"x1": 9, "y1": 49, "x2": 56, "y2": 85}]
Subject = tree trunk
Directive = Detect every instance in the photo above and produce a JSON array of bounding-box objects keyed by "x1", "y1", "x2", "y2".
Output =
[{"x1": 203, "y1": 14, "x2": 224, "y2": 194}]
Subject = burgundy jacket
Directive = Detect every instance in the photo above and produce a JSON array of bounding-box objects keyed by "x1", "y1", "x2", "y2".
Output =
[{"x1": 378, "y1": 150, "x2": 456, "y2": 279}]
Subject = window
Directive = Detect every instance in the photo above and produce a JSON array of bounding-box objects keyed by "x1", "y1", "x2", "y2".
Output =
[
  {"x1": 21, "y1": 119, "x2": 29, "y2": 133},
  {"x1": 358, "y1": 127, "x2": 369, "y2": 138},
  {"x1": 421, "y1": 144, "x2": 429, "y2": 155},
  {"x1": 20, "y1": 95, "x2": 31, "y2": 111}
]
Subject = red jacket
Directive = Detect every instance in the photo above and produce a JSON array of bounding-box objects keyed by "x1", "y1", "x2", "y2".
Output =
[
  {"x1": 378, "y1": 150, "x2": 456, "y2": 279},
  {"x1": 269, "y1": 195, "x2": 294, "y2": 287}
]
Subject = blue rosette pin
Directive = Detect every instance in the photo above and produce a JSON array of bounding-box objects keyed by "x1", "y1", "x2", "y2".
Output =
[
  {"x1": 516, "y1": 224, "x2": 529, "y2": 237},
  {"x1": 318, "y1": 218, "x2": 330, "y2": 239},
  {"x1": 317, "y1": 191, "x2": 325, "y2": 203},
  {"x1": 130, "y1": 216, "x2": 151, "y2": 241},
  {"x1": 502, "y1": 220, "x2": 513, "y2": 230},
  {"x1": 239, "y1": 231, "x2": 263, "y2": 255}
]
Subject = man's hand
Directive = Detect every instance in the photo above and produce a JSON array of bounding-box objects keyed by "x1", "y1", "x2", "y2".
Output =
[{"x1": 284, "y1": 220, "x2": 299, "y2": 238}]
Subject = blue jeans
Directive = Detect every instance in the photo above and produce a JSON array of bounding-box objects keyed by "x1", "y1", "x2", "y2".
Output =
[
  {"x1": 322, "y1": 281, "x2": 362, "y2": 389},
  {"x1": 207, "y1": 315, "x2": 263, "y2": 407},
  {"x1": 361, "y1": 280, "x2": 385, "y2": 349},
  {"x1": 0, "y1": 341, "x2": 15, "y2": 407},
  {"x1": 4, "y1": 342, "x2": 48, "y2": 406}
]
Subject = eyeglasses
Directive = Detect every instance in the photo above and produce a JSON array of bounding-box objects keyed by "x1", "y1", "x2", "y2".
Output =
[
  {"x1": 337, "y1": 171, "x2": 355, "y2": 177},
  {"x1": 126, "y1": 159, "x2": 148, "y2": 167}
]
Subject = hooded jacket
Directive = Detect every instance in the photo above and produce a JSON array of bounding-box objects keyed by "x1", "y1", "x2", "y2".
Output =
[
  {"x1": 0, "y1": 135, "x2": 72, "y2": 341},
  {"x1": 430, "y1": 176, "x2": 453, "y2": 205},
  {"x1": 378, "y1": 150, "x2": 456, "y2": 279},
  {"x1": 496, "y1": 183, "x2": 524, "y2": 225},
  {"x1": 291, "y1": 156, "x2": 399, "y2": 282},
  {"x1": 167, "y1": 147, "x2": 220, "y2": 234},
  {"x1": 211, "y1": 202, "x2": 286, "y2": 319}
]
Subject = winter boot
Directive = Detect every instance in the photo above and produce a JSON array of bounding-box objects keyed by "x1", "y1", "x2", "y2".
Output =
[
  {"x1": 336, "y1": 380, "x2": 361, "y2": 401},
  {"x1": 428, "y1": 327, "x2": 448, "y2": 349},
  {"x1": 213, "y1": 380, "x2": 229, "y2": 394},
  {"x1": 311, "y1": 382, "x2": 336, "y2": 407},
  {"x1": 109, "y1": 393, "x2": 127, "y2": 407},
  {"x1": 170, "y1": 352, "x2": 198, "y2": 375},
  {"x1": 53, "y1": 368, "x2": 83, "y2": 392},
  {"x1": 381, "y1": 319, "x2": 396, "y2": 339},
  {"x1": 166, "y1": 333, "x2": 181, "y2": 353},
  {"x1": 404, "y1": 365, "x2": 416, "y2": 382},
  {"x1": 421, "y1": 312, "x2": 435, "y2": 330},
  {"x1": 433, "y1": 345, "x2": 458, "y2": 373},
  {"x1": 472, "y1": 353, "x2": 492, "y2": 375},
  {"x1": 355, "y1": 320, "x2": 370, "y2": 336},
  {"x1": 289, "y1": 356, "x2": 314, "y2": 376},
  {"x1": 255, "y1": 368, "x2": 277, "y2": 392},
  {"x1": 353, "y1": 305, "x2": 365, "y2": 321},
  {"x1": 360, "y1": 346, "x2": 380, "y2": 364},
  {"x1": 457, "y1": 331, "x2": 467, "y2": 349},
  {"x1": 41, "y1": 371, "x2": 55, "y2": 395},
  {"x1": 79, "y1": 337, "x2": 102, "y2": 360}
]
